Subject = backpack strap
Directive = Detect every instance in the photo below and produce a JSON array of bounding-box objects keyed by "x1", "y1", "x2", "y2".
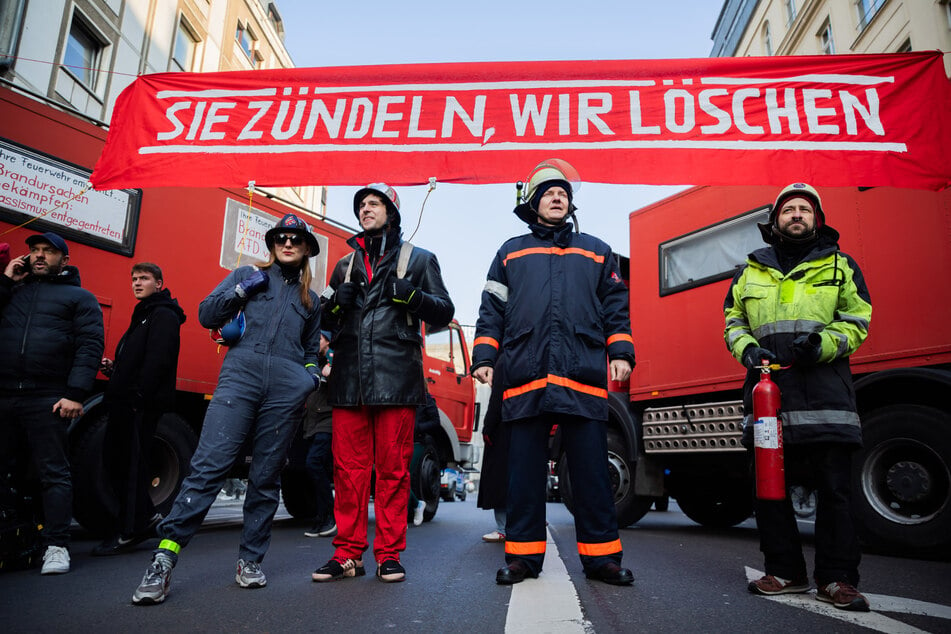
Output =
[
  {"x1": 342, "y1": 251, "x2": 357, "y2": 284},
  {"x1": 397, "y1": 241, "x2": 414, "y2": 279},
  {"x1": 397, "y1": 242, "x2": 414, "y2": 325}
]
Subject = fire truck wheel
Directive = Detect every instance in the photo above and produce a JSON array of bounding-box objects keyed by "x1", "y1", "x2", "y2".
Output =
[
  {"x1": 72, "y1": 411, "x2": 197, "y2": 535},
  {"x1": 854, "y1": 404, "x2": 951, "y2": 556},
  {"x1": 411, "y1": 435, "x2": 441, "y2": 522},
  {"x1": 558, "y1": 429, "x2": 654, "y2": 528},
  {"x1": 675, "y1": 478, "x2": 753, "y2": 528}
]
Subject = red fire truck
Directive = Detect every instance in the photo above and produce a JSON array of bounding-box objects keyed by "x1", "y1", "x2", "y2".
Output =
[
  {"x1": 0, "y1": 86, "x2": 477, "y2": 531},
  {"x1": 558, "y1": 184, "x2": 951, "y2": 556}
]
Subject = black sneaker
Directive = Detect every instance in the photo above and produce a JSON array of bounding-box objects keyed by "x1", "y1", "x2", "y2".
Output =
[
  {"x1": 376, "y1": 559, "x2": 405, "y2": 583},
  {"x1": 304, "y1": 520, "x2": 337, "y2": 538},
  {"x1": 311, "y1": 558, "x2": 365, "y2": 582},
  {"x1": 93, "y1": 514, "x2": 163, "y2": 556},
  {"x1": 92, "y1": 535, "x2": 136, "y2": 557}
]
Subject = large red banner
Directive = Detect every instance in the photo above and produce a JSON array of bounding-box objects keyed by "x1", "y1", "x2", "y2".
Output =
[{"x1": 91, "y1": 52, "x2": 951, "y2": 191}]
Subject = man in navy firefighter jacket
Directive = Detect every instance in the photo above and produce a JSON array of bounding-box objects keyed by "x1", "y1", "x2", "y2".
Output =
[{"x1": 472, "y1": 159, "x2": 636, "y2": 586}]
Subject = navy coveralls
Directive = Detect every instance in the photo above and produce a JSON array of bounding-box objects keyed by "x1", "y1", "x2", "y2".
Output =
[{"x1": 157, "y1": 264, "x2": 320, "y2": 563}]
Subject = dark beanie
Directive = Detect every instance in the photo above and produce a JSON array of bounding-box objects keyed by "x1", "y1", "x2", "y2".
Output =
[{"x1": 530, "y1": 179, "x2": 573, "y2": 210}]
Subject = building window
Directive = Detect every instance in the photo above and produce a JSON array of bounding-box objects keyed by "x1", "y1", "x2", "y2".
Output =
[
  {"x1": 252, "y1": 49, "x2": 264, "y2": 69},
  {"x1": 63, "y1": 13, "x2": 104, "y2": 90},
  {"x1": 658, "y1": 207, "x2": 770, "y2": 296},
  {"x1": 267, "y1": 3, "x2": 284, "y2": 39},
  {"x1": 897, "y1": 38, "x2": 912, "y2": 53},
  {"x1": 856, "y1": 0, "x2": 886, "y2": 30},
  {"x1": 171, "y1": 17, "x2": 198, "y2": 72},
  {"x1": 763, "y1": 21, "x2": 773, "y2": 56},
  {"x1": 819, "y1": 19, "x2": 835, "y2": 55},
  {"x1": 784, "y1": 0, "x2": 797, "y2": 26},
  {"x1": 236, "y1": 21, "x2": 255, "y2": 59}
]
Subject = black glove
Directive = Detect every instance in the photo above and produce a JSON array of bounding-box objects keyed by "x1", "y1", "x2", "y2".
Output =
[
  {"x1": 792, "y1": 333, "x2": 822, "y2": 366},
  {"x1": 742, "y1": 345, "x2": 777, "y2": 370},
  {"x1": 333, "y1": 282, "x2": 359, "y2": 309},
  {"x1": 388, "y1": 277, "x2": 423, "y2": 311},
  {"x1": 235, "y1": 270, "x2": 268, "y2": 299}
]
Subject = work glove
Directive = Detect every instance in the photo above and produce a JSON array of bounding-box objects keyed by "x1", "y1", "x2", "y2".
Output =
[
  {"x1": 235, "y1": 270, "x2": 268, "y2": 300},
  {"x1": 388, "y1": 277, "x2": 423, "y2": 311},
  {"x1": 333, "y1": 282, "x2": 359, "y2": 310},
  {"x1": 306, "y1": 364, "x2": 322, "y2": 389},
  {"x1": 742, "y1": 345, "x2": 777, "y2": 370},
  {"x1": 791, "y1": 333, "x2": 822, "y2": 366}
]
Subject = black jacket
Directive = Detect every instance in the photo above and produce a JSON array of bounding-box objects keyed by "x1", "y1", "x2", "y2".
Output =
[
  {"x1": 105, "y1": 288, "x2": 186, "y2": 411},
  {"x1": 472, "y1": 222, "x2": 634, "y2": 422},
  {"x1": 0, "y1": 266, "x2": 104, "y2": 400},
  {"x1": 324, "y1": 232, "x2": 454, "y2": 406}
]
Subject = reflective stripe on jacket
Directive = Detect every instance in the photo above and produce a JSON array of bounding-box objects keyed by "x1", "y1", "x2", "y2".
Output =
[{"x1": 724, "y1": 241, "x2": 871, "y2": 445}]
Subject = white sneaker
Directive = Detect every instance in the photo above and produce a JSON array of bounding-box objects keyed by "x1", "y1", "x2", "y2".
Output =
[
  {"x1": 413, "y1": 500, "x2": 426, "y2": 526},
  {"x1": 482, "y1": 530, "x2": 505, "y2": 543},
  {"x1": 41, "y1": 545, "x2": 70, "y2": 574}
]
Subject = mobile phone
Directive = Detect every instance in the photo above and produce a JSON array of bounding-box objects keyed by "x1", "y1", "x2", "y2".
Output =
[{"x1": 12, "y1": 255, "x2": 28, "y2": 273}]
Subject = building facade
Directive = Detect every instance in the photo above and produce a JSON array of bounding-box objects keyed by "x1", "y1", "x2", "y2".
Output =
[
  {"x1": 711, "y1": 0, "x2": 951, "y2": 75},
  {"x1": 0, "y1": 0, "x2": 323, "y2": 212}
]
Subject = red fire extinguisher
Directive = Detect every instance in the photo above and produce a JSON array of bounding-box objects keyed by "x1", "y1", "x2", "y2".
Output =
[{"x1": 752, "y1": 361, "x2": 785, "y2": 500}]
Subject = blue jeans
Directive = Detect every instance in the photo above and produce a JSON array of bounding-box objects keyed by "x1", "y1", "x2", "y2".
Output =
[
  {"x1": 305, "y1": 432, "x2": 334, "y2": 524},
  {"x1": 0, "y1": 393, "x2": 72, "y2": 547},
  {"x1": 157, "y1": 352, "x2": 312, "y2": 563}
]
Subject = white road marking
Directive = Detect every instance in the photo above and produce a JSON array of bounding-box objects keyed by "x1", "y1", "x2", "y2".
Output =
[
  {"x1": 505, "y1": 527, "x2": 590, "y2": 633},
  {"x1": 745, "y1": 566, "x2": 950, "y2": 633}
]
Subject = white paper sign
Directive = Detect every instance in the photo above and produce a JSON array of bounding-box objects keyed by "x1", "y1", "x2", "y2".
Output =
[{"x1": 0, "y1": 140, "x2": 133, "y2": 247}]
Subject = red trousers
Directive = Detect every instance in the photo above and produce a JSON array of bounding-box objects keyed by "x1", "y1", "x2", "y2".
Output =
[{"x1": 331, "y1": 405, "x2": 416, "y2": 563}]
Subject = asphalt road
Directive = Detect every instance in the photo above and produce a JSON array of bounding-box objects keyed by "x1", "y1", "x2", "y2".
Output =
[{"x1": 2, "y1": 495, "x2": 949, "y2": 633}]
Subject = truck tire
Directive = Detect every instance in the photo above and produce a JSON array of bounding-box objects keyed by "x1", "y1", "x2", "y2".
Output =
[
  {"x1": 674, "y1": 478, "x2": 753, "y2": 528},
  {"x1": 411, "y1": 435, "x2": 440, "y2": 522},
  {"x1": 72, "y1": 411, "x2": 197, "y2": 535},
  {"x1": 854, "y1": 404, "x2": 951, "y2": 556},
  {"x1": 559, "y1": 429, "x2": 654, "y2": 528}
]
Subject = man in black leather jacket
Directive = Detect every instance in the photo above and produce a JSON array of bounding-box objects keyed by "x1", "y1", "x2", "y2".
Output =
[{"x1": 312, "y1": 183, "x2": 453, "y2": 584}]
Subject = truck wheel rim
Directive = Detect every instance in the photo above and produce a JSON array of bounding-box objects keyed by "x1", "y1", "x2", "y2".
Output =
[
  {"x1": 607, "y1": 450, "x2": 632, "y2": 503},
  {"x1": 861, "y1": 437, "x2": 949, "y2": 526}
]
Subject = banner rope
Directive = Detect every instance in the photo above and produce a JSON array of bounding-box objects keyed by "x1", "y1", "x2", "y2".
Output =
[
  {"x1": 406, "y1": 177, "x2": 437, "y2": 243},
  {"x1": 0, "y1": 183, "x2": 92, "y2": 237}
]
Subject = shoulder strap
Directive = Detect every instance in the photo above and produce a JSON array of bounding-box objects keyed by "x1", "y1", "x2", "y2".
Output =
[
  {"x1": 397, "y1": 241, "x2": 414, "y2": 279},
  {"x1": 343, "y1": 252, "x2": 357, "y2": 283}
]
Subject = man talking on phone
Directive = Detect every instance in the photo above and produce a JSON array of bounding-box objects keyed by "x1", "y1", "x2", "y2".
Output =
[{"x1": 0, "y1": 231, "x2": 104, "y2": 575}]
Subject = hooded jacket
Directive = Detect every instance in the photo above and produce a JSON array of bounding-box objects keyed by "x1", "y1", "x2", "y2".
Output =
[
  {"x1": 105, "y1": 288, "x2": 187, "y2": 411},
  {"x1": 724, "y1": 226, "x2": 872, "y2": 446},
  {"x1": 472, "y1": 222, "x2": 635, "y2": 423},
  {"x1": 0, "y1": 265, "x2": 104, "y2": 400},
  {"x1": 323, "y1": 231, "x2": 454, "y2": 407}
]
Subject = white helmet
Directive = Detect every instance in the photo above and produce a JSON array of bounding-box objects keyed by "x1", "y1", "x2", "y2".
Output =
[{"x1": 513, "y1": 159, "x2": 581, "y2": 224}]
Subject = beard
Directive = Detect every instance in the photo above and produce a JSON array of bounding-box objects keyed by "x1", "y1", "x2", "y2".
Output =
[{"x1": 31, "y1": 260, "x2": 63, "y2": 276}]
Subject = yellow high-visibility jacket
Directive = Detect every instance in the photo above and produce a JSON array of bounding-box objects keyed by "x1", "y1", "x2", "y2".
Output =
[{"x1": 724, "y1": 235, "x2": 871, "y2": 445}]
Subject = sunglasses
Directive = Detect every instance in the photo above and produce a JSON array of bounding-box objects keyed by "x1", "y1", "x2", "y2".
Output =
[{"x1": 275, "y1": 233, "x2": 304, "y2": 246}]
